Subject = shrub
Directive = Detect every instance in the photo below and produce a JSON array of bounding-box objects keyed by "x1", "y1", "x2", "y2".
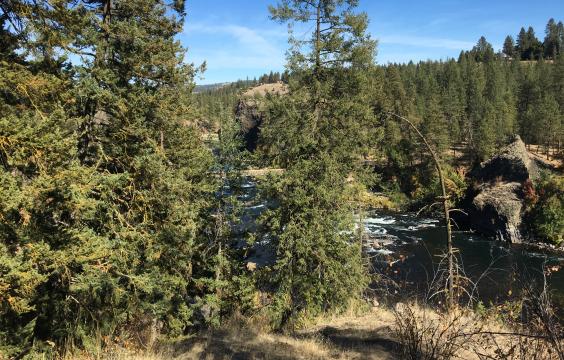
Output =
[{"x1": 528, "y1": 174, "x2": 564, "y2": 245}]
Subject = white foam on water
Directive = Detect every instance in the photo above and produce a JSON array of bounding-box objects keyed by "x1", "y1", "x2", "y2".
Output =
[
  {"x1": 369, "y1": 249, "x2": 394, "y2": 255},
  {"x1": 421, "y1": 219, "x2": 440, "y2": 224},
  {"x1": 406, "y1": 223, "x2": 436, "y2": 231},
  {"x1": 241, "y1": 181, "x2": 256, "y2": 189},
  {"x1": 365, "y1": 217, "x2": 396, "y2": 225},
  {"x1": 247, "y1": 204, "x2": 266, "y2": 211},
  {"x1": 364, "y1": 226, "x2": 387, "y2": 235}
]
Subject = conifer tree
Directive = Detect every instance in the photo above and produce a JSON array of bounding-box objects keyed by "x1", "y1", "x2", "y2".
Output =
[
  {"x1": 1, "y1": 0, "x2": 221, "y2": 354},
  {"x1": 471, "y1": 36, "x2": 495, "y2": 62},
  {"x1": 503, "y1": 35, "x2": 516, "y2": 58},
  {"x1": 441, "y1": 60, "x2": 466, "y2": 145},
  {"x1": 526, "y1": 26, "x2": 543, "y2": 60},
  {"x1": 544, "y1": 18, "x2": 560, "y2": 59},
  {"x1": 516, "y1": 27, "x2": 529, "y2": 60},
  {"x1": 462, "y1": 56, "x2": 485, "y2": 160},
  {"x1": 260, "y1": 0, "x2": 376, "y2": 327},
  {"x1": 559, "y1": 22, "x2": 564, "y2": 54},
  {"x1": 422, "y1": 78, "x2": 449, "y2": 154}
]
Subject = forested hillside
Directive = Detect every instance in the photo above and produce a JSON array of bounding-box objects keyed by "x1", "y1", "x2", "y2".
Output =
[
  {"x1": 376, "y1": 53, "x2": 563, "y2": 182},
  {"x1": 1, "y1": 1, "x2": 563, "y2": 359}
]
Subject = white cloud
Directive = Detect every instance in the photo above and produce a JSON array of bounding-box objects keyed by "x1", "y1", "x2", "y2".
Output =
[
  {"x1": 183, "y1": 22, "x2": 287, "y2": 72},
  {"x1": 379, "y1": 35, "x2": 475, "y2": 50},
  {"x1": 185, "y1": 23, "x2": 284, "y2": 56}
]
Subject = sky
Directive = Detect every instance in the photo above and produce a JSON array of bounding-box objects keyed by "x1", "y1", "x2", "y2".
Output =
[{"x1": 180, "y1": 0, "x2": 564, "y2": 85}]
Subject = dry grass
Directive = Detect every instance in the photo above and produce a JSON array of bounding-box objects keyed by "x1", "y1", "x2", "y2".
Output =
[
  {"x1": 392, "y1": 301, "x2": 563, "y2": 360},
  {"x1": 60, "y1": 300, "x2": 563, "y2": 360},
  {"x1": 66, "y1": 308, "x2": 398, "y2": 360},
  {"x1": 241, "y1": 168, "x2": 285, "y2": 178},
  {"x1": 527, "y1": 144, "x2": 563, "y2": 169},
  {"x1": 242, "y1": 82, "x2": 288, "y2": 98}
]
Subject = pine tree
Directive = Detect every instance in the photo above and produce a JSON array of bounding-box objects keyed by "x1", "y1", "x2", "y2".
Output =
[
  {"x1": 381, "y1": 65, "x2": 413, "y2": 169},
  {"x1": 517, "y1": 65, "x2": 542, "y2": 144},
  {"x1": 1, "y1": 0, "x2": 221, "y2": 354},
  {"x1": 544, "y1": 18, "x2": 560, "y2": 59},
  {"x1": 462, "y1": 56, "x2": 485, "y2": 160},
  {"x1": 559, "y1": 22, "x2": 564, "y2": 55},
  {"x1": 472, "y1": 36, "x2": 495, "y2": 62},
  {"x1": 516, "y1": 27, "x2": 529, "y2": 60},
  {"x1": 260, "y1": 0, "x2": 376, "y2": 327},
  {"x1": 527, "y1": 26, "x2": 543, "y2": 60},
  {"x1": 422, "y1": 78, "x2": 449, "y2": 153},
  {"x1": 441, "y1": 60, "x2": 466, "y2": 145},
  {"x1": 503, "y1": 35, "x2": 516, "y2": 58},
  {"x1": 535, "y1": 94, "x2": 561, "y2": 157}
]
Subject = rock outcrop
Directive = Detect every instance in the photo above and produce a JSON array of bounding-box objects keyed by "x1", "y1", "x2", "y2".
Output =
[
  {"x1": 470, "y1": 135, "x2": 539, "y2": 183},
  {"x1": 459, "y1": 136, "x2": 538, "y2": 243},
  {"x1": 235, "y1": 98, "x2": 262, "y2": 151},
  {"x1": 235, "y1": 82, "x2": 288, "y2": 152}
]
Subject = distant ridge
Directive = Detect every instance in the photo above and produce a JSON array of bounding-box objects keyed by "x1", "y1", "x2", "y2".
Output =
[{"x1": 194, "y1": 82, "x2": 231, "y2": 93}]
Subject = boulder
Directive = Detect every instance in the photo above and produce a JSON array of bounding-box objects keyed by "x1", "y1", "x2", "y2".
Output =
[
  {"x1": 235, "y1": 98, "x2": 262, "y2": 152},
  {"x1": 459, "y1": 136, "x2": 538, "y2": 243},
  {"x1": 235, "y1": 83, "x2": 288, "y2": 152},
  {"x1": 468, "y1": 182, "x2": 523, "y2": 242},
  {"x1": 470, "y1": 135, "x2": 538, "y2": 183}
]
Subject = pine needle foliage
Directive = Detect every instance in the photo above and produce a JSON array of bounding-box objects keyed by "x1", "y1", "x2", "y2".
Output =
[
  {"x1": 0, "y1": 1, "x2": 227, "y2": 356},
  {"x1": 258, "y1": 0, "x2": 377, "y2": 328}
]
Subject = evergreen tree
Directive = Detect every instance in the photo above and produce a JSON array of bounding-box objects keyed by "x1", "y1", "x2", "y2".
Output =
[
  {"x1": 260, "y1": 0, "x2": 376, "y2": 327},
  {"x1": 1, "y1": 0, "x2": 221, "y2": 354},
  {"x1": 462, "y1": 56, "x2": 485, "y2": 160},
  {"x1": 281, "y1": 70, "x2": 290, "y2": 83},
  {"x1": 422, "y1": 78, "x2": 449, "y2": 153},
  {"x1": 544, "y1": 18, "x2": 560, "y2": 59},
  {"x1": 516, "y1": 27, "x2": 529, "y2": 60},
  {"x1": 503, "y1": 35, "x2": 516, "y2": 58},
  {"x1": 554, "y1": 54, "x2": 564, "y2": 111},
  {"x1": 471, "y1": 36, "x2": 495, "y2": 62},
  {"x1": 379, "y1": 65, "x2": 414, "y2": 172},
  {"x1": 441, "y1": 60, "x2": 466, "y2": 144},
  {"x1": 517, "y1": 65, "x2": 542, "y2": 144},
  {"x1": 526, "y1": 26, "x2": 543, "y2": 60},
  {"x1": 534, "y1": 94, "x2": 561, "y2": 156},
  {"x1": 559, "y1": 22, "x2": 564, "y2": 54}
]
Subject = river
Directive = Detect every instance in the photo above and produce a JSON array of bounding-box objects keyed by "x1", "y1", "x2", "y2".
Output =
[
  {"x1": 362, "y1": 211, "x2": 564, "y2": 310},
  {"x1": 234, "y1": 177, "x2": 564, "y2": 312}
]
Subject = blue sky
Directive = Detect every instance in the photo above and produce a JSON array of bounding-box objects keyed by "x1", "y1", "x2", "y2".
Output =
[{"x1": 181, "y1": 0, "x2": 564, "y2": 85}]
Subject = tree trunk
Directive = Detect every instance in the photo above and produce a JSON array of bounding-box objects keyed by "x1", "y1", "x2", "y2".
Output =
[
  {"x1": 387, "y1": 112, "x2": 455, "y2": 310},
  {"x1": 313, "y1": 1, "x2": 322, "y2": 136}
]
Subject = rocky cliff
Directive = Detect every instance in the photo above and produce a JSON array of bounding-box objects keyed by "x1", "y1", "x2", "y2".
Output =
[
  {"x1": 235, "y1": 82, "x2": 288, "y2": 152},
  {"x1": 458, "y1": 136, "x2": 539, "y2": 243}
]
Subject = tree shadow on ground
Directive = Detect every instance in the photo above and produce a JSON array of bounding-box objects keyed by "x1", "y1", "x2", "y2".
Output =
[
  {"x1": 171, "y1": 324, "x2": 401, "y2": 359},
  {"x1": 298, "y1": 325, "x2": 400, "y2": 359}
]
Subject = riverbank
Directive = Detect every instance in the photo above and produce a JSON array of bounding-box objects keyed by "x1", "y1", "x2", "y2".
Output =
[
  {"x1": 66, "y1": 300, "x2": 562, "y2": 360},
  {"x1": 63, "y1": 308, "x2": 399, "y2": 359}
]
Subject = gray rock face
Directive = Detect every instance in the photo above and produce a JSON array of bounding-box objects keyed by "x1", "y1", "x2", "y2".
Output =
[
  {"x1": 471, "y1": 135, "x2": 539, "y2": 183},
  {"x1": 469, "y1": 182, "x2": 523, "y2": 242},
  {"x1": 235, "y1": 98, "x2": 263, "y2": 152},
  {"x1": 462, "y1": 136, "x2": 537, "y2": 243}
]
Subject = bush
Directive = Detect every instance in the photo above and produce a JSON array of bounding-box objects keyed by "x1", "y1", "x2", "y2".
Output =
[
  {"x1": 392, "y1": 304, "x2": 482, "y2": 360},
  {"x1": 528, "y1": 174, "x2": 564, "y2": 245}
]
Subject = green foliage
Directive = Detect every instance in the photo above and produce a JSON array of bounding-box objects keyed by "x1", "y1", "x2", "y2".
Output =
[
  {"x1": 260, "y1": 156, "x2": 367, "y2": 328},
  {"x1": 0, "y1": 0, "x2": 235, "y2": 357},
  {"x1": 503, "y1": 36, "x2": 516, "y2": 58},
  {"x1": 258, "y1": 0, "x2": 376, "y2": 328},
  {"x1": 529, "y1": 175, "x2": 564, "y2": 245},
  {"x1": 471, "y1": 36, "x2": 496, "y2": 63}
]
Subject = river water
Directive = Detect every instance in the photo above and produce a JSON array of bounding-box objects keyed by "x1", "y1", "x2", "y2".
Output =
[
  {"x1": 235, "y1": 177, "x2": 564, "y2": 311},
  {"x1": 362, "y1": 211, "x2": 564, "y2": 309}
]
